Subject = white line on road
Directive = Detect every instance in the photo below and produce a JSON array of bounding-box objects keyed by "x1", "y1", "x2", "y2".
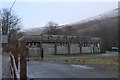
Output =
[{"x1": 71, "y1": 64, "x2": 94, "y2": 69}]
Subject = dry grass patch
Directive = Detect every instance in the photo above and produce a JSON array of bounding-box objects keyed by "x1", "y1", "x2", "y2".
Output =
[{"x1": 43, "y1": 56, "x2": 118, "y2": 66}]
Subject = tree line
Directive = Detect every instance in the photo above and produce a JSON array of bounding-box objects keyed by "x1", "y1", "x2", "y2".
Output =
[
  {"x1": 0, "y1": 8, "x2": 118, "y2": 51},
  {"x1": 41, "y1": 17, "x2": 118, "y2": 51},
  {"x1": 0, "y1": 8, "x2": 23, "y2": 42}
]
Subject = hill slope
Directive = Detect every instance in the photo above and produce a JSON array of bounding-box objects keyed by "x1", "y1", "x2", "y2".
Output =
[
  {"x1": 63, "y1": 8, "x2": 118, "y2": 50},
  {"x1": 24, "y1": 8, "x2": 118, "y2": 50}
]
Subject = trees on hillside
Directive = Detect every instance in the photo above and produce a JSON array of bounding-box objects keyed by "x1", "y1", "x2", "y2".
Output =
[
  {"x1": 42, "y1": 21, "x2": 62, "y2": 35},
  {"x1": 42, "y1": 21, "x2": 78, "y2": 36},
  {"x1": 64, "y1": 25, "x2": 78, "y2": 36},
  {"x1": 82, "y1": 17, "x2": 118, "y2": 50}
]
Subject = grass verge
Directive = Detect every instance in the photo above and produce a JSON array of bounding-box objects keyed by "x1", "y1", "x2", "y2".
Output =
[{"x1": 42, "y1": 56, "x2": 118, "y2": 66}]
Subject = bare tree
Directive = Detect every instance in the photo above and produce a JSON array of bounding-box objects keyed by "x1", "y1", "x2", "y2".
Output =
[
  {"x1": 42, "y1": 21, "x2": 62, "y2": 35},
  {"x1": 64, "y1": 25, "x2": 78, "y2": 36},
  {"x1": 0, "y1": 8, "x2": 22, "y2": 41}
]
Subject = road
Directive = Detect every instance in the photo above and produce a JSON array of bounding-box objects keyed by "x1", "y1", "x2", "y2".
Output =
[
  {"x1": 2, "y1": 53, "x2": 11, "y2": 79},
  {"x1": 0, "y1": 51, "x2": 118, "y2": 79},
  {"x1": 27, "y1": 61, "x2": 114, "y2": 78},
  {"x1": 27, "y1": 52, "x2": 118, "y2": 78}
]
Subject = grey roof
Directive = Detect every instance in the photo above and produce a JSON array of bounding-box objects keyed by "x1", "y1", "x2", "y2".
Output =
[{"x1": 18, "y1": 35, "x2": 101, "y2": 43}]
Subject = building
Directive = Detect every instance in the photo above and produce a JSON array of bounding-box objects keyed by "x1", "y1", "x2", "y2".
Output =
[{"x1": 19, "y1": 35, "x2": 103, "y2": 57}]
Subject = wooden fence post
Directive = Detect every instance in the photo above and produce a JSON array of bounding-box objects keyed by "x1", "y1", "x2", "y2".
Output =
[
  {"x1": 9, "y1": 42, "x2": 18, "y2": 70},
  {"x1": 39, "y1": 42, "x2": 43, "y2": 59},
  {"x1": 100, "y1": 39, "x2": 105, "y2": 53},
  {"x1": 54, "y1": 41, "x2": 57, "y2": 55},
  {"x1": 79, "y1": 42, "x2": 82, "y2": 54},
  {"x1": 14, "y1": 43, "x2": 19, "y2": 70},
  {"x1": 68, "y1": 42, "x2": 70, "y2": 54},
  {"x1": 20, "y1": 40, "x2": 27, "y2": 80}
]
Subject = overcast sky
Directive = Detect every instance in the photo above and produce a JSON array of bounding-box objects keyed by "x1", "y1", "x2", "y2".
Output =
[{"x1": 0, "y1": 0, "x2": 119, "y2": 30}]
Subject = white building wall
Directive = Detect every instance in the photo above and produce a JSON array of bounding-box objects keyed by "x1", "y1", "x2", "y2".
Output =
[
  {"x1": 27, "y1": 42, "x2": 101, "y2": 55},
  {"x1": 93, "y1": 43, "x2": 100, "y2": 53},
  {"x1": 71, "y1": 44, "x2": 79, "y2": 54},
  {"x1": 62, "y1": 46, "x2": 68, "y2": 54},
  {"x1": 57, "y1": 45, "x2": 67, "y2": 54},
  {"x1": 94, "y1": 47, "x2": 99, "y2": 53},
  {"x1": 43, "y1": 43, "x2": 54, "y2": 54},
  {"x1": 57, "y1": 46, "x2": 62, "y2": 54},
  {"x1": 28, "y1": 47, "x2": 40, "y2": 56},
  {"x1": 82, "y1": 47, "x2": 91, "y2": 53}
]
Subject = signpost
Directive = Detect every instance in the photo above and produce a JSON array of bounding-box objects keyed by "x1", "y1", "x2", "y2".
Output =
[{"x1": 2, "y1": 35, "x2": 8, "y2": 44}]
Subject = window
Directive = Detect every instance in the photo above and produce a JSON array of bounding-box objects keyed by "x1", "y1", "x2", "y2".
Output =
[
  {"x1": 83, "y1": 43, "x2": 90, "y2": 47},
  {"x1": 94, "y1": 43, "x2": 98, "y2": 47}
]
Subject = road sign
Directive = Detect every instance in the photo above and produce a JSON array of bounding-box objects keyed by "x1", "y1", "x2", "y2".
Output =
[{"x1": 2, "y1": 35, "x2": 8, "y2": 43}]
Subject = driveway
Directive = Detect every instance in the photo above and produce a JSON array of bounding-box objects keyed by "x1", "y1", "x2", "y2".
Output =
[
  {"x1": 27, "y1": 52, "x2": 118, "y2": 78},
  {"x1": 27, "y1": 60, "x2": 116, "y2": 78}
]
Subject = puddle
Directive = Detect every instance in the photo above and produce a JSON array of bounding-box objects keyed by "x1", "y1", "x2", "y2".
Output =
[{"x1": 71, "y1": 64, "x2": 94, "y2": 69}]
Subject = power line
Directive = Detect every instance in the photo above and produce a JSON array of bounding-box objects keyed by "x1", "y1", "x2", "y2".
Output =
[
  {"x1": 0, "y1": 0, "x2": 17, "y2": 44},
  {"x1": 1, "y1": 0, "x2": 17, "y2": 35},
  {"x1": 9, "y1": 0, "x2": 16, "y2": 12},
  {"x1": 6, "y1": 0, "x2": 17, "y2": 34}
]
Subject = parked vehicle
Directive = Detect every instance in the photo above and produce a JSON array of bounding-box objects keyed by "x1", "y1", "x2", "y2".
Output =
[{"x1": 112, "y1": 46, "x2": 118, "y2": 51}]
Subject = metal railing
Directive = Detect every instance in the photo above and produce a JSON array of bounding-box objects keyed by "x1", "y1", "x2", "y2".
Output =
[{"x1": 10, "y1": 52, "x2": 19, "y2": 80}]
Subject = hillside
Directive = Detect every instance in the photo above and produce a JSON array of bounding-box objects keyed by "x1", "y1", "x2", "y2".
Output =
[
  {"x1": 24, "y1": 8, "x2": 118, "y2": 50},
  {"x1": 24, "y1": 27, "x2": 43, "y2": 35},
  {"x1": 64, "y1": 8, "x2": 118, "y2": 35},
  {"x1": 24, "y1": 8, "x2": 118, "y2": 36},
  {"x1": 63, "y1": 8, "x2": 118, "y2": 50}
]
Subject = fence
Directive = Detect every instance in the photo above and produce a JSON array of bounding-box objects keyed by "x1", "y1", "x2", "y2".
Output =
[{"x1": 10, "y1": 52, "x2": 19, "y2": 80}]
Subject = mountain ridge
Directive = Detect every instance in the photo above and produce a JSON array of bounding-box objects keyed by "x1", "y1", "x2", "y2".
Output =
[{"x1": 24, "y1": 8, "x2": 118, "y2": 36}]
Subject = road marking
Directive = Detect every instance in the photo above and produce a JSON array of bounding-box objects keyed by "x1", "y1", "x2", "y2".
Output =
[{"x1": 71, "y1": 64, "x2": 94, "y2": 69}]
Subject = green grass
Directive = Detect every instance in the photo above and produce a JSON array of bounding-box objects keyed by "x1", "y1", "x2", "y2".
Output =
[
  {"x1": 28, "y1": 53, "x2": 118, "y2": 66},
  {"x1": 43, "y1": 56, "x2": 118, "y2": 66}
]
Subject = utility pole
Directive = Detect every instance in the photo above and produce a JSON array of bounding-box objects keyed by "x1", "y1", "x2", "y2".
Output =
[
  {"x1": 8, "y1": 0, "x2": 17, "y2": 42},
  {"x1": 0, "y1": 18, "x2": 2, "y2": 53}
]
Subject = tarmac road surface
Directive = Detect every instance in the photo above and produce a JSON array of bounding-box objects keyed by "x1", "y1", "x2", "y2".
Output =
[
  {"x1": 27, "y1": 60, "x2": 115, "y2": 78},
  {"x1": 2, "y1": 53, "x2": 11, "y2": 79}
]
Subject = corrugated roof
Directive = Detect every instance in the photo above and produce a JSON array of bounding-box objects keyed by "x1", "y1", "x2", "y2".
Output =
[{"x1": 18, "y1": 35, "x2": 101, "y2": 43}]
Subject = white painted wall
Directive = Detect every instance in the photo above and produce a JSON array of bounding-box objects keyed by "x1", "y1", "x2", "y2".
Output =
[
  {"x1": 82, "y1": 47, "x2": 91, "y2": 53},
  {"x1": 28, "y1": 43, "x2": 101, "y2": 55},
  {"x1": 57, "y1": 46, "x2": 67, "y2": 54},
  {"x1": 94, "y1": 47, "x2": 100, "y2": 53},
  {"x1": 71, "y1": 44, "x2": 79, "y2": 54},
  {"x1": 43, "y1": 43, "x2": 54, "y2": 54},
  {"x1": 28, "y1": 47, "x2": 40, "y2": 56}
]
